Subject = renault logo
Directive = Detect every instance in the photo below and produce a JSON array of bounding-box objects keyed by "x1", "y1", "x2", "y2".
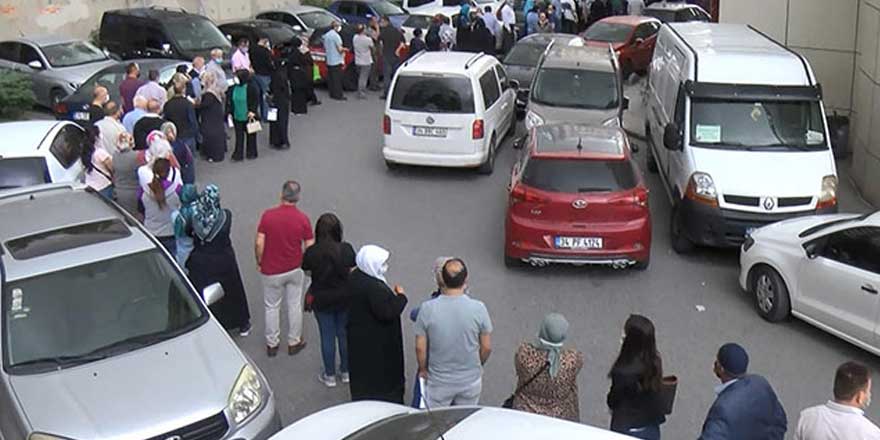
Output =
[
  {"x1": 761, "y1": 197, "x2": 775, "y2": 211},
  {"x1": 572, "y1": 200, "x2": 588, "y2": 209},
  {"x1": 426, "y1": 116, "x2": 435, "y2": 125}
]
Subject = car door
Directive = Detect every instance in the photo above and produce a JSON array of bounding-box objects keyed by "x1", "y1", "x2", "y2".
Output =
[
  {"x1": 494, "y1": 64, "x2": 515, "y2": 133},
  {"x1": 46, "y1": 123, "x2": 85, "y2": 183},
  {"x1": 19, "y1": 43, "x2": 51, "y2": 104},
  {"x1": 796, "y1": 227, "x2": 880, "y2": 347},
  {"x1": 479, "y1": 68, "x2": 503, "y2": 149}
]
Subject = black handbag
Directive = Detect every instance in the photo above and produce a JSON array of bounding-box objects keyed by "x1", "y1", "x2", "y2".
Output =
[
  {"x1": 658, "y1": 375, "x2": 678, "y2": 415},
  {"x1": 502, "y1": 362, "x2": 549, "y2": 408}
]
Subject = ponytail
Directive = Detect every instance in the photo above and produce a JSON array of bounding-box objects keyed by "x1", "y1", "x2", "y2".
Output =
[{"x1": 149, "y1": 158, "x2": 171, "y2": 209}]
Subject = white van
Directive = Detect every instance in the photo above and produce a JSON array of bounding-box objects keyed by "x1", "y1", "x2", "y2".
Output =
[
  {"x1": 644, "y1": 23, "x2": 838, "y2": 252},
  {"x1": 383, "y1": 51, "x2": 518, "y2": 174}
]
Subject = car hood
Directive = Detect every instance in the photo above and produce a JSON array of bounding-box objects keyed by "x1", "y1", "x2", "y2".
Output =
[
  {"x1": 10, "y1": 322, "x2": 247, "y2": 439},
  {"x1": 278, "y1": 401, "x2": 413, "y2": 437},
  {"x1": 528, "y1": 101, "x2": 618, "y2": 126},
  {"x1": 446, "y1": 408, "x2": 633, "y2": 440},
  {"x1": 691, "y1": 148, "x2": 836, "y2": 197},
  {"x1": 47, "y1": 59, "x2": 118, "y2": 86},
  {"x1": 505, "y1": 64, "x2": 537, "y2": 89}
]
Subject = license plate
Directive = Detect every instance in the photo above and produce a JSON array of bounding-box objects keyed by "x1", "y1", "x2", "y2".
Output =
[
  {"x1": 555, "y1": 236, "x2": 603, "y2": 249},
  {"x1": 73, "y1": 112, "x2": 89, "y2": 121},
  {"x1": 413, "y1": 126, "x2": 447, "y2": 137}
]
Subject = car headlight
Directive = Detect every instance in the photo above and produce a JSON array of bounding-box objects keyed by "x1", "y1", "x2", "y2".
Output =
[
  {"x1": 602, "y1": 116, "x2": 620, "y2": 127},
  {"x1": 742, "y1": 233, "x2": 755, "y2": 253},
  {"x1": 228, "y1": 364, "x2": 263, "y2": 424},
  {"x1": 29, "y1": 434, "x2": 75, "y2": 440},
  {"x1": 524, "y1": 110, "x2": 543, "y2": 130},
  {"x1": 685, "y1": 172, "x2": 718, "y2": 207},
  {"x1": 817, "y1": 175, "x2": 837, "y2": 209}
]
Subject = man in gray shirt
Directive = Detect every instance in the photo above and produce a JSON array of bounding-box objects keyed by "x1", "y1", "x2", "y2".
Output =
[{"x1": 415, "y1": 258, "x2": 492, "y2": 408}]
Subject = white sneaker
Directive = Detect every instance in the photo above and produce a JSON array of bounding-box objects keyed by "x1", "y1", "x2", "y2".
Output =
[
  {"x1": 318, "y1": 373, "x2": 337, "y2": 388},
  {"x1": 340, "y1": 372, "x2": 350, "y2": 383}
]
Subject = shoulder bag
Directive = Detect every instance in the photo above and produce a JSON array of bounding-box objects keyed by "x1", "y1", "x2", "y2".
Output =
[{"x1": 502, "y1": 361, "x2": 549, "y2": 408}]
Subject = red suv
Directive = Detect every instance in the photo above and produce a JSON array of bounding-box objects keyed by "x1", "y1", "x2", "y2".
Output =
[
  {"x1": 504, "y1": 124, "x2": 651, "y2": 269},
  {"x1": 582, "y1": 16, "x2": 661, "y2": 79}
]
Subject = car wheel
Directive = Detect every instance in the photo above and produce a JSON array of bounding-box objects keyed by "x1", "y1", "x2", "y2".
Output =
[
  {"x1": 670, "y1": 202, "x2": 694, "y2": 254},
  {"x1": 478, "y1": 135, "x2": 496, "y2": 175},
  {"x1": 50, "y1": 89, "x2": 66, "y2": 107},
  {"x1": 751, "y1": 265, "x2": 791, "y2": 322},
  {"x1": 385, "y1": 159, "x2": 399, "y2": 171},
  {"x1": 632, "y1": 257, "x2": 650, "y2": 270},
  {"x1": 504, "y1": 254, "x2": 521, "y2": 268}
]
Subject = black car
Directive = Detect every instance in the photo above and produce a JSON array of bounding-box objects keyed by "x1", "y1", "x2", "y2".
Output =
[
  {"x1": 218, "y1": 19, "x2": 306, "y2": 49},
  {"x1": 99, "y1": 7, "x2": 232, "y2": 61}
]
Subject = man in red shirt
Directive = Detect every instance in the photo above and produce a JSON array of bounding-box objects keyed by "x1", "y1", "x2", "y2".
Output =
[
  {"x1": 118, "y1": 62, "x2": 144, "y2": 114},
  {"x1": 256, "y1": 181, "x2": 314, "y2": 357}
]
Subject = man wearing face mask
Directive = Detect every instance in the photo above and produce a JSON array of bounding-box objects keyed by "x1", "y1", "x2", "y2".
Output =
[
  {"x1": 206, "y1": 48, "x2": 229, "y2": 97},
  {"x1": 323, "y1": 21, "x2": 346, "y2": 101},
  {"x1": 698, "y1": 343, "x2": 787, "y2": 440},
  {"x1": 231, "y1": 38, "x2": 252, "y2": 73},
  {"x1": 796, "y1": 361, "x2": 880, "y2": 440},
  {"x1": 88, "y1": 86, "x2": 110, "y2": 125}
]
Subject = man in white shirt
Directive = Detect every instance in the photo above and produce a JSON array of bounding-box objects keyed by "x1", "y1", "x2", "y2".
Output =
[
  {"x1": 94, "y1": 101, "x2": 126, "y2": 158},
  {"x1": 796, "y1": 361, "x2": 880, "y2": 440},
  {"x1": 500, "y1": 1, "x2": 516, "y2": 53}
]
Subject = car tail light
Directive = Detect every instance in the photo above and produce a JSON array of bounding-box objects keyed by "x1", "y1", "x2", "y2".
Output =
[
  {"x1": 510, "y1": 184, "x2": 547, "y2": 204},
  {"x1": 53, "y1": 102, "x2": 67, "y2": 115},
  {"x1": 633, "y1": 187, "x2": 649, "y2": 208},
  {"x1": 472, "y1": 119, "x2": 484, "y2": 140},
  {"x1": 383, "y1": 115, "x2": 391, "y2": 135}
]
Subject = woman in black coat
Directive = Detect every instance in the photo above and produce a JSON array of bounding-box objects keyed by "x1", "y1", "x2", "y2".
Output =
[
  {"x1": 269, "y1": 48, "x2": 291, "y2": 149},
  {"x1": 472, "y1": 18, "x2": 495, "y2": 55},
  {"x1": 346, "y1": 245, "x2": 408, "y2": 403},
  {"x1": 197, "y1": 71, "x2": 227, "y2": 162},
  {"x1": 226, "y1": 69, "x2": 261, "y2": 161},
  {"x1": 287, "y1": 39, "x2": 315, "y2": 115}
]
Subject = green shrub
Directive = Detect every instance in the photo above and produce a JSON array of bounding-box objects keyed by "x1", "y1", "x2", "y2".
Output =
[{"x1": 0, "y1": 70, "x2": 35, "y2": 119}]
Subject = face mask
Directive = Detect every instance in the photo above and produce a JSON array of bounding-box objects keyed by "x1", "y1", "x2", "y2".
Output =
[{"x1": 214, "y1": 57, "x2": 223, "y2": 63}]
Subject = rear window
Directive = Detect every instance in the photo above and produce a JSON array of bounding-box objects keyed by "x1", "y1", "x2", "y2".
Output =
[
  {"x1": 391, "y1": 75, "x2": 475, "y2": 113},
  {"x1": 6, "y1": 219, "x2": 131, "y2": 260},
  {"x1": 0, "y1": 158, "x2": 50, "y2": 190},
  {"x1": 522, "y1": 158, "x2": 636, "y2": 193},
  {"x1": 403, "y1": 15, "x2": 432, "y2": 29},
  {"x1": 504, "y1": 42, "x2": 546, "y2": 67}
]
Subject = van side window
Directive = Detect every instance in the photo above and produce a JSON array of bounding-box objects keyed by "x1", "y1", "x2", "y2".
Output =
[
  {"x1": 50, "y1": 125, "x2": 84, "y2": 169},
  {"x1": 674, "y1": 85, "x2": 686, "y2": 125},
  {"x1": 479, "y1": 70, "x2": 501, "y2": 109},
  {"x1": 495, "y1": 65, "x2": 509, "y2": 92}
]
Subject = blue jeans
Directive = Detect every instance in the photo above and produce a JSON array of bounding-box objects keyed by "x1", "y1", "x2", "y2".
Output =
[
  {"x1": 158, "y1": 236, "x2": 177, "y2": 257},
  {"x1": 254, "y1": 74, "x2": 271, "y2": 121},
  {"x1": 315, "y1": 309, "x2": 349, "y2": 376},
  {"x1": 626, "y1": 425, "x2": 660, "y2": 440},
  {"x1": 383, "y1": 55, "x2": 399, "y2": 98}
]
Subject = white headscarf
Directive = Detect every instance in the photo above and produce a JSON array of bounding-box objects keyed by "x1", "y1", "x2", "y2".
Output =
[
  {"x1": 356, "y1": 245, "x2": 390, "y2": 284},
  {"x1": 145, "y1": 130, "x2": 173, "y2": 165}
]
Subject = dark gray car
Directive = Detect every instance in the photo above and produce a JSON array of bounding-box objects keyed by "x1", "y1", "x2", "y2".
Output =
[{"x1": 503, "y1": 33, "x2": 581, "y2": 113}]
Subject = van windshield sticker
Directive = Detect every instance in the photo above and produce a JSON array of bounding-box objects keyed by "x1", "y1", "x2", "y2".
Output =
[
  {"x1": 695, "y1": 124, "x2": 721, "y2": 143},
  {"x1": 806, "y1": 130, "x2": 825, "y2": 145}
]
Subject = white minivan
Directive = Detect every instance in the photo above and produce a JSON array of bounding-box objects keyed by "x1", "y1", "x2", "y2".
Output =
[
  {"x1": 644, "y1": 22, "x2": 838, "y2": 252},
  {"x1": 383, "y1": 51, "x2": 518, "y2": 174}
]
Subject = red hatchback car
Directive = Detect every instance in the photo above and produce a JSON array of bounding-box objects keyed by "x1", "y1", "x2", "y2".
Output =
[
  {"x1": 582, "y1": 16, "x2": 661, "y2": 79},
  {"x1": 505, "y1": 124, "x2": 651, "y2": 269}
]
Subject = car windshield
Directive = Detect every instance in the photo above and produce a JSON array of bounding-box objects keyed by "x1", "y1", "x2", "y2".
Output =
[
  {"x1": 41, "y1": 41, "x2": 107, "y2": 68},
  {"x1": 504, "y1": 42, "x2": 546, "y2": 67},
  {"x1": 0, "y1": 158, "x2": 49, "y2": 189},
  {"x1": 3, "y1": 250, "x2": 206, "y2": 375},
  {"x1": 531, "y1": 68, "x2": 618, "y2": 109},
  {"x1": 690, "y1": 100, "x2": 828, "y2": 151},
  {"x1": 372, "y1": 1, "x2": 406, "y2": 16},
  {"x1": 523, "y1": 158, "x2": 637, "y2": 193},
  {"x1": 391, "y1": 74, "x2": 475, "y2": 113},
  {"x1": 343, "y1": 408, "x2": 478, "y2": 440},
  {"x1": 259, "y1": 25, "x2": 300, "y2": 44},
  {"x1": 583, "y1": 22, "x2": 632, "y2": 42},
  {"x1": 165, "y1": 17, "x2": 232, "y2": 52},
  {"x1": 403, "y1": 15, "x2": 433, "y2": 29},
  {"x1": 644, "y1": 9, "x2": 675, "y2": 22},
  {"x1": 300, "y1": 11, "x2": 339, "y2": 29}
]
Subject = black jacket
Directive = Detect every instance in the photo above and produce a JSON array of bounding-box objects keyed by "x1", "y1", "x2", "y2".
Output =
[
  {"x1": 133, "y1": 115, "x2": 166, "y2": 150},
  {"x1": 251, "y1": 45, "x2": 275, "y2": 76},
  {"x1": 607, "y1": 361, "x2": 667, "y2": 432},
  {"x1": 225, "y1": 81, "x2": 261, "y2": 121},
  {"x1": 699, "y1": 375, "x2": 787, "y2": 440},
  {"x1": 163, "y1": 96, "x2": 197, "y2": 139},
  {"x1": 302, "y1": 242, "x2": 355, "y2": 312}
]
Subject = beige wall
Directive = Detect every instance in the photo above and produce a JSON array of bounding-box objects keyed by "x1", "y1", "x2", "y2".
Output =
[{"x1": 851, "y1": 0, "x2": 880, "y2": 205}]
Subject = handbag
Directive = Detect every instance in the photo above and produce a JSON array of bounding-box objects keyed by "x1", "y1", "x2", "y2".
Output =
[
  {"x1": 246, "y1": 116, "x2": 262, "y2": 134},
  {"x1": 658, "y1": 375, "x2": 678, "y2": 415},
  {"x1": 304, "y1": 288, "x2": 315, "y2": 313},
  {"x1": 502, "y1": 362, "x2": 549, "y2": 408}
]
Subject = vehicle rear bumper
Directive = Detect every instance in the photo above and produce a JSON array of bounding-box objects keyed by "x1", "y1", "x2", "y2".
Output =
[
  {"x1": 680, "y1": 199, "x2": 838, "y2": 248},
  {"x1": 382, "y1": 146, "x2": 486, "y2": 168}
]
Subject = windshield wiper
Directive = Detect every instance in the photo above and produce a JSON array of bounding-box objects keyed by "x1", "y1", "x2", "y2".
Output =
[
  {"x1": 84, "y1": 331, "x2": 171, "y2": 357},
  {"x1": 11, "y1": 353, "x2": 109, "y2": 371}
]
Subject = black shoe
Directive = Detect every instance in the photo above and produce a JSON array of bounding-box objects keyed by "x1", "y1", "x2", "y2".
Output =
[
  {"x1": 279, "y1": 143, "x2": 290, "y2": 150},
  {"x1": 246, "y1": 155, "x2": 258, "y2": 160},
  {"x1": 231, "y1": 156, "x2": 243, "y2": 162},
  {"x1": 310, "y1": 100, "x2": 322, "y2": 106}
]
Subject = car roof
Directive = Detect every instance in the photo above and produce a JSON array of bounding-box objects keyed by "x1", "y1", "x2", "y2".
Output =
[
  {"x1": 540, "y1": 42, "x2": 615, "y2": 72},
  {"x1": 219, "y1": 19, "x2": 291, "y2": 29},
  {"x1": 264, "y1": 5, "x2": 328, "y2": 14},
  {"x1": 517, "y1": 33, "x2": 582, "y2": 46},
  {"x1": 530, "y1": 124, "x2": 628, "y2": 160},
  {"x1": 0, "y1": 121, "x2": 65, "y2": 157},
  {"x1": 105, "y1": 6, "x2": 209, "y2": 20},
  {"x1": 10, "y1": 36, "x2": 81, "y2": 47},
  {"x1": 599, "y1": 15, "x2": 660, "y2": 26},
  {"x1": 645, "y1": 1, "x2": 701, "y2": 11},
  {"x1": 400, "y1": 51, "x2": 497, "y2": 76},
  {"x1": 0, "y1": 185, "x2": 155, "y2": 281}
]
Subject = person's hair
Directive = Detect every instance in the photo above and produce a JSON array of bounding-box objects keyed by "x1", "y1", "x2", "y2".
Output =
[
  {"x1": 147, "y1": 99, "x2": 161, "y2": 113},
  {"x1": 609, "y1": 314, "x2": 663, "y2": 392},
  {"x1": 103, "y1": 101, "x2": 119, "y2": 117},
  {"x1": 172, "y1": 75, "x2": 187, "y2": 95},
  {"x1": 149, "y1": 158, "x2": 171, "y2": 209},
  {"x1": 210, "y1": 48, "x2": 224, "y2": 58},
  {"x1": 834, "y1": 361, "x2": 871, "y2": 402},
  {"x1": 356, "y1": 23, "x2": 365, "y2": 33},
  {"x1": 126, "y1": 62, "x2": 139, "y2": 75},
  {"x1": 281, "y1": 180, "x2": 301, "y2": 203},
  {"x1": 235, "y1": 69, "x2": 250, "y2": 83},
  {"x1": 380, "y1": 16, "x2": 390, "y2": 24},
  {"x1": 79, "y1": 126, "x2": 100, "y2": 172},
  {"x1": 441, "y1": 258, "x2": 468, "y2": 289},
  {"x1": 93, "y1": 86, "x2": 106, "y2": 99},
  {"x1": 414, "y1": 28, "x2": 423, "y2": 37},
  {"x1": 161, "y1": 121, "x2": 177, "y2": 139},
  {"x1": 148, "y1": 69, "x2": 159, "y2": 81},
  {"x1": 485, "y1": 5, "x2": 492, "y2": 12},
  {"x1": 238, "y1": 38, "x2": 249, "y2": 47},
  {"x1": 192, "y1": 56, "x2": 205, "y2": 66},
  {"x1": 133, "y1": 95, "x2": 148, "y2": 108},
  {"x1": 315, "y1": 213, "x2": 343, "y2": 244}
]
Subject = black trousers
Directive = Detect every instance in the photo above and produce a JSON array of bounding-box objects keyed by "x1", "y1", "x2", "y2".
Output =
[
  {"x1": 232, "y1": 121, "x2": 258, "y2": 159},
  {"x1": 327, "y1": 64, "x2": 344, "y2": 99},
  {"x1": 270, "y1": 97, "x2": 290, "y2": 147}
]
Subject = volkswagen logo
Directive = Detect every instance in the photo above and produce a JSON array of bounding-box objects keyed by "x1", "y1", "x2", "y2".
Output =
[
  {"x1": 761, "y1": 197, "x2": 775, "y2": 211},
  {"x1": 426, "y1": 116, "x2": 435, "y2": 125},
  {"x1": 572, "y1": 199, "x2": 588, "y2": 209},
  {"x1": 164, "y1": 436, "x2": 182, "y2": 440}
]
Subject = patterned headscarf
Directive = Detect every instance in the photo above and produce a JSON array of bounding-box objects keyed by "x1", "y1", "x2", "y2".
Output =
[
  {"x1": 173, "y1": 184, "x2": 200, "y2": 238},
  {"x1": 192, "y1": 184, "x2": 227, "y2": 243}
]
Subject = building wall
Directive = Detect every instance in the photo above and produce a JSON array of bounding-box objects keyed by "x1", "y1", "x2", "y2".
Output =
[{"x1": 851, "y1": 0, "x2": 880, "y2": 205}]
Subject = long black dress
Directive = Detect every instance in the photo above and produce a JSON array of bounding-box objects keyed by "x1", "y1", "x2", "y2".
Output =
[
  {"x1": 346, "y1": 269, "x2": 408, "y2": 403},
  {"x1": 269, "y1": 64, "x2": 291, "y2": 148},
  {"x1": 199, "y1": 93, "x2": 227, "y2": 161},
  {"x1": 186, "y1": 209, "x2": 251, "y2": 330},
  {"x1": 288, "y1": 50, "x2": 312, "y2": 115}
]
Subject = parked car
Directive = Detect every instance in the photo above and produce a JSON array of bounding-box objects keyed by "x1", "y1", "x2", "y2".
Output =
[
  {"x1": 328, "y1": 0, "x2": 409, "y2": 28},
  {"x1": 644, "y1": 1, "x2": 711, "y2": 23},
  {"x1": 739, "y1": 211, "x2": 880, "y2": 354},
  {"x1": 505, "y1": 124, "x2": 650, "y2": 269},
  {"x1": 582, "y1": 16, "x2": 661, "y2": 79},
  {"x1": 0, "y1": 121, "x2": 85, "y2": 189},
  {"x1": 54, "y1": 59, "x2": 185, "y2": 122},
  {"x1": 268, "y1": 401, "x2": 633, "y2": 440},
  {"x1": 383, "y1": 51, "x2": 518, "y2": 174},
  {"x1": 502, "y1": 33, "x2": 581, "y2": 113},
  {"x1": 256, "y1": 5, "x2": 344, "y2": 38},
  {"x1": 0, "y1": 183, "x2": 282, "y2": 440},
  {"x1": 219, "y1": 19, "x2": 305, "y2": 50},
  {"x1": 99, "y1": 6, "x2": 232, "y2": 62},
  {"x1": 307, "y1": 25, "x2": 358, "y2": 85},
  {"x1": 645, "y1": 23, "x2": 837, "y2": 252},
  {"x1": 525, "y1": 40, "x2": 626, "y2": 130},
  {"x1": 0, "y1": 37, "x2": 117, "y2": 107}
]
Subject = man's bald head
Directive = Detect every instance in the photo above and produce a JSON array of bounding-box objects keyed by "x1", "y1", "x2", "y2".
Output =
[
  {"x1": 133, "y1": 95, "x2": 148, "y2": 110},
  {"x1": 93, "y1": 86, "x2": 108, "y2": 99},
  {"x1": 441, "y1": 258, "x2": 468, "y2": 290},
  {"x1": 147, "y1": 99, "x2": 161, "y2": 114}
]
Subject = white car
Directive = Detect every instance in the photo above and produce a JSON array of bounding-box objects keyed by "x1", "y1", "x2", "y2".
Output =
[
  {"x1": 400, "y1": 10, "x2": 458, "y2": 43},
  {"x1": 739, "y1": 211, "x2": 880, "y2": 355},
  {"x1": 383, "y1": 51, "x2": 518, "y2": 174},
  {"x1": 0, "y1": 120, "x2": 85, "y2": 189},
  {"x1": 269, "y1": 401, "x2": 635, "y2": 440}
]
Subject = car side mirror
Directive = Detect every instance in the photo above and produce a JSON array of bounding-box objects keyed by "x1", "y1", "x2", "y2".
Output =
[
  {"x1": 663, "y1": 123, "x2": 683, "y2": 151},
  {"x1": 508, "y1": 79, "x2": 520, "y2": 90},
  {"x1": 622, "y1": 96, "x2": 629, "y2": 111},
  {"x1": 27, "y1": 60, "x2": 44, "y2": 70},
  {"x1": 293, "y1": 25, "x2": 304, "y2": 32},
  {"x1": 203, "y1": 282, "x2": 225, "y2": 306}
]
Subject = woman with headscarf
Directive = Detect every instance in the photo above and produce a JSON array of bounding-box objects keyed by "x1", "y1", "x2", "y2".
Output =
[
  {"x1": 471, "y1": 17, "x2": 496, "y2": 55},
  {"x1": 511, "y1": 313, "x2": 583, "y2": 421},
  {"x1": 287, "y1": 38, "x2": 315, "y2": 115},
  {"x1": 198, "y1": 70, "x2": 228, "y2": 162},
  {"x1": 185, "y1": 184, "x2": 252, "y2": 335},
  {"x1": 172, "y1": 183, "x2": 199, "y2": 267},
  {"x1": 269, "y1": 44, "x2": 291, "y2": 150},
  {"x1": 346, "y1": 245, "x2": 408, "y2": 403},
  {"x1": 137, "y1": 131, "x2": 182, "y2": 188},
  {"x1": 113, "y1": 131, "x2": 141, "y2": 216},
  {"x1": 137, "y1": 158, "x2": 182, "y2": 254}
]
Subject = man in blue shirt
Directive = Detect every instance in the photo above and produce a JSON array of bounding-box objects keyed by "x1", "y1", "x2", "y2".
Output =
[
  {"x1": 122, "y1": 95, "x2": 148, "y2": 134},
  {"x1": 323, "y1": 22, "x2": 346, "y2": 100}
]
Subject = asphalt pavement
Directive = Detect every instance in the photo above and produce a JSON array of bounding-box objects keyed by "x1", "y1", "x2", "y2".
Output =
[{"x1": 188, "y1": 77, "x2": 877, "y2": 439}]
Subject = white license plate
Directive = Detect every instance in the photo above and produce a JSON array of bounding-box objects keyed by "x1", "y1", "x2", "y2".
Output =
[
  {"x1": 413, "y1": 126, "x2": 447, "y2": 137},
  {"x1": 555, "y1": 236, "x2": 603, "y2": 249},
  {"x1": 73, "y1": 112, "x2": 89, "y2": 121}
]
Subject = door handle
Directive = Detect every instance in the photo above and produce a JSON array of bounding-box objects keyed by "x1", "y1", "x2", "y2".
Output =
[{"x1": 862, "y1": 284, "x2": 878, "y2": 295}]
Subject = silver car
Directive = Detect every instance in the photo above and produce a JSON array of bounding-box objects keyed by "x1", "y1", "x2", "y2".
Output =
[
  {"x1": 0, "y1": 184, "x2": 281, "y2": 440},
  {"x1": 256, "y1": 5, "x2": 343, "y2": 37},
  {"x1": 0, "y1": 37, "x2": 117, "y2": 107}
]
